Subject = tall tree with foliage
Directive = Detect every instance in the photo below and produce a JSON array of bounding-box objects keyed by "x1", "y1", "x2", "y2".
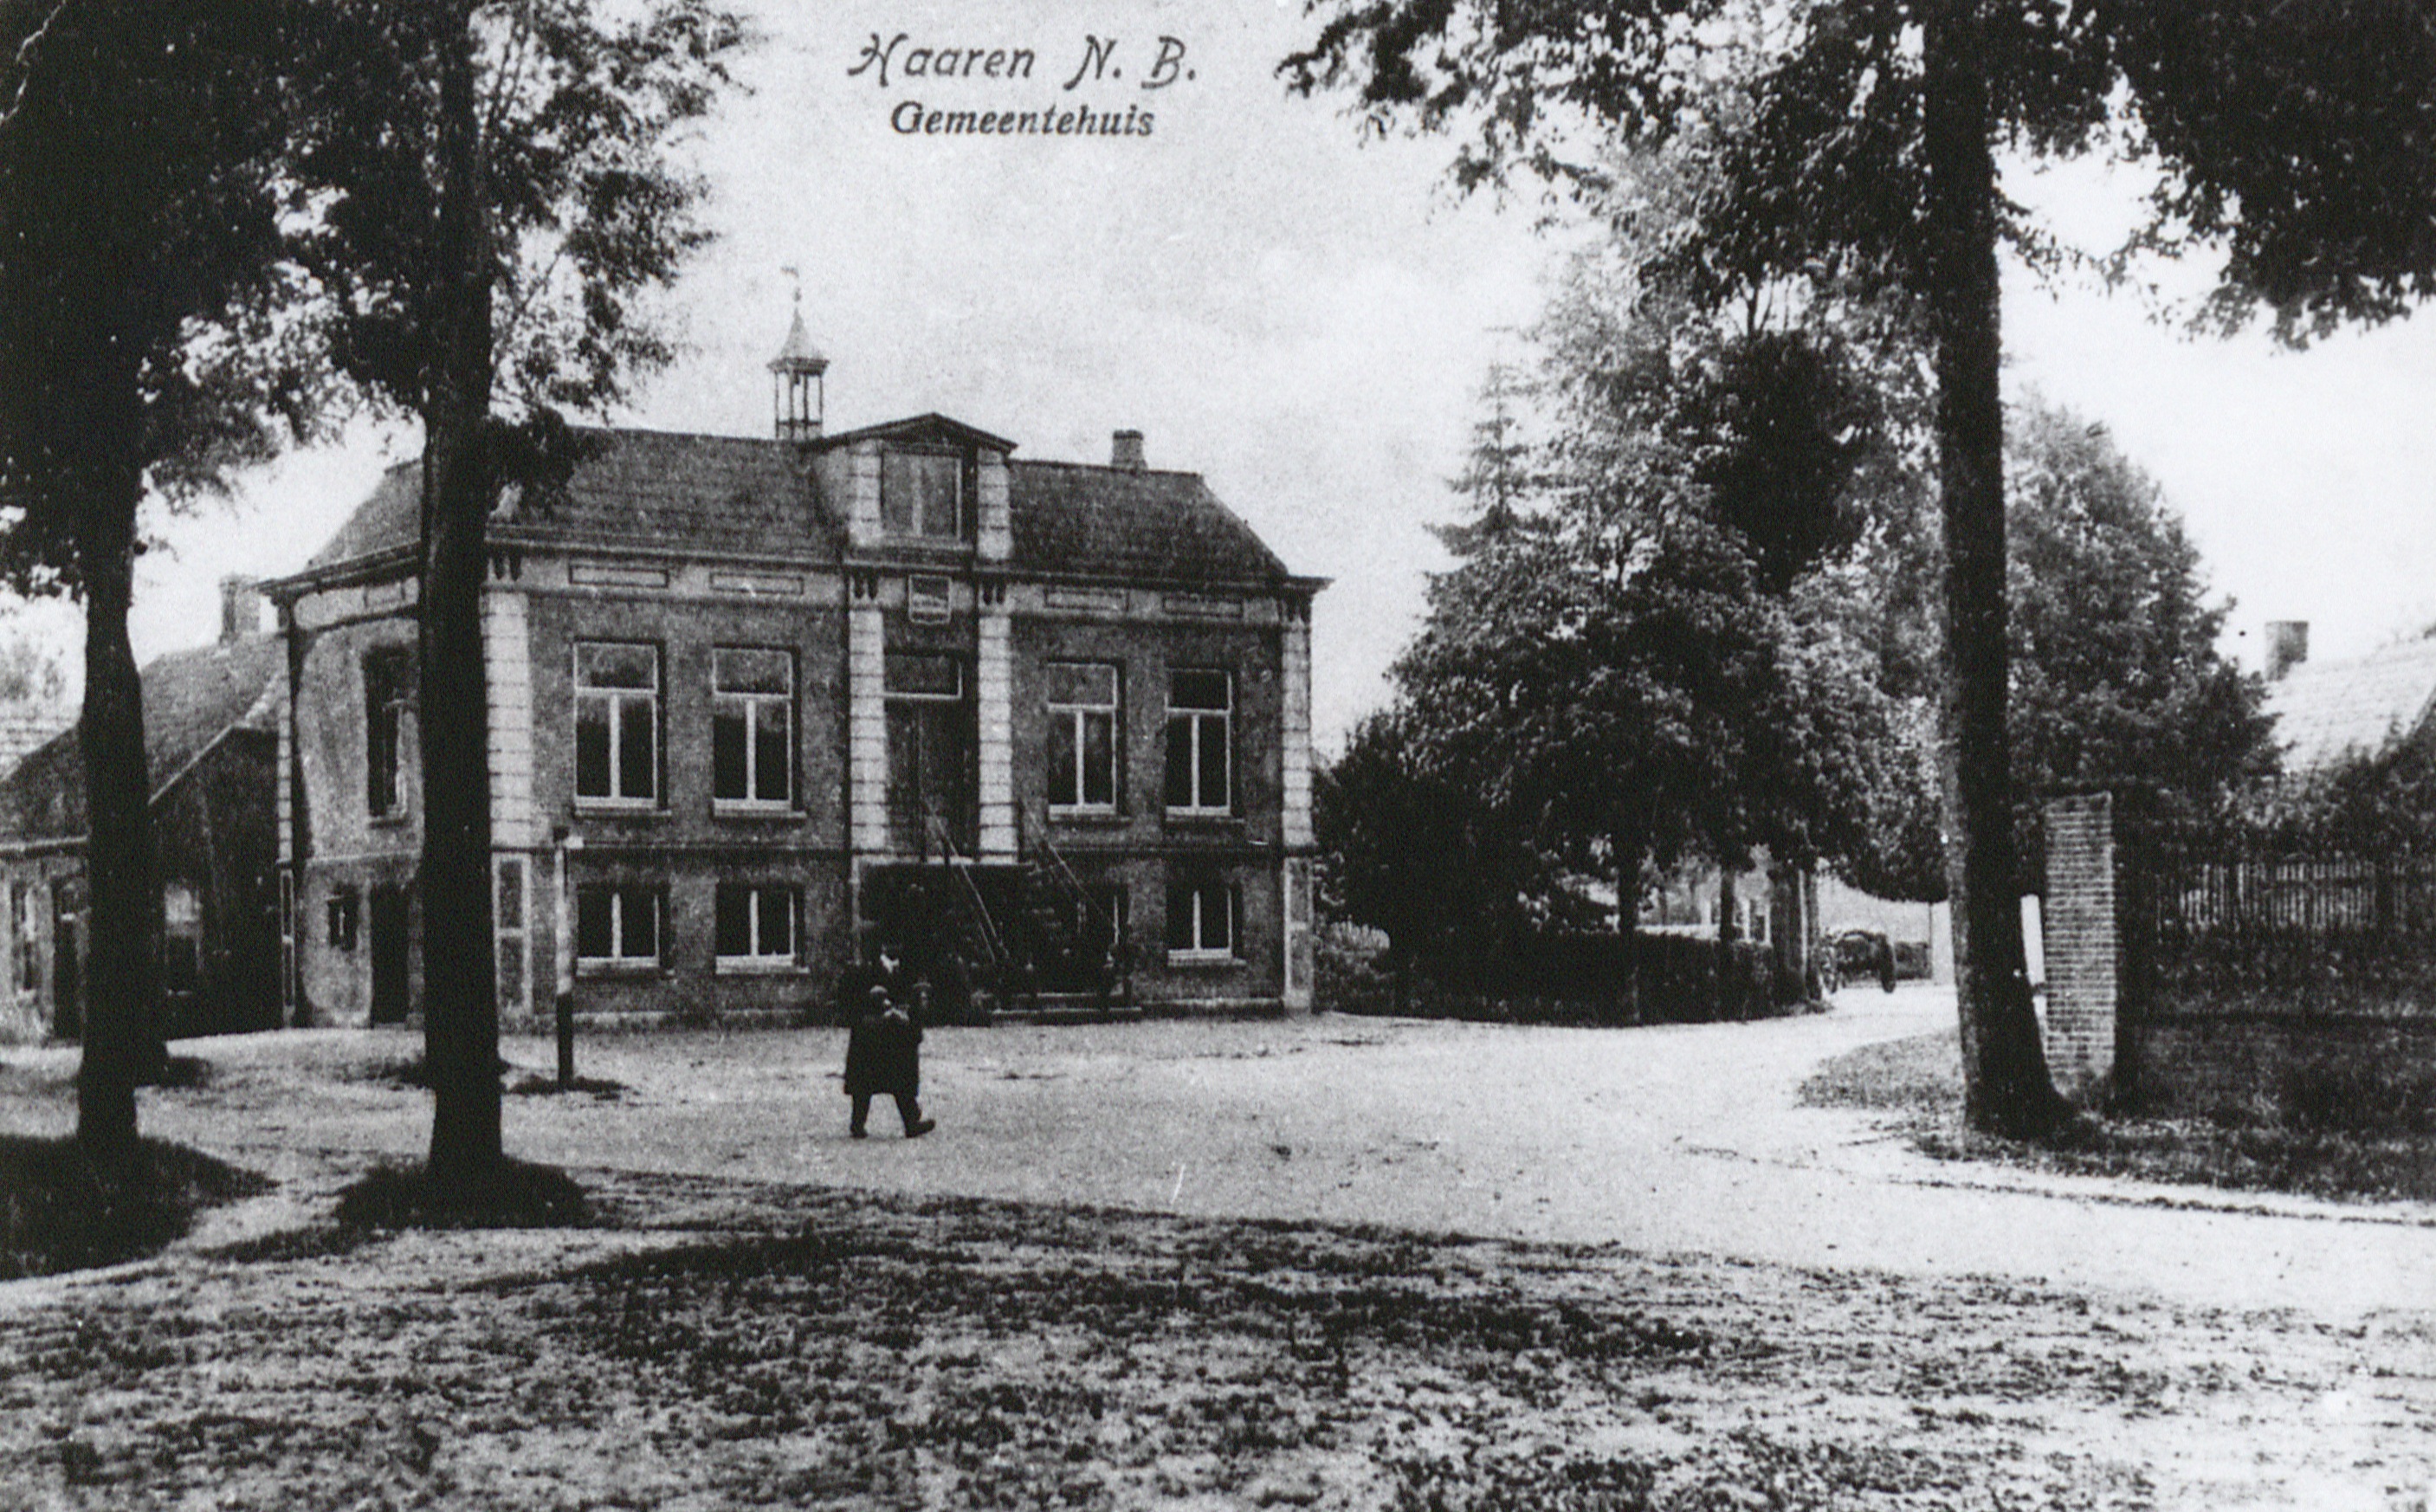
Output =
[
  {"x1": 1334, "y1": 252, "x2": 1902, "y2": 1008},
  {"x1": 288, "y1": 0, "x2": 746, "y2": 1185},
  {"x1": 0, "y1": 0, "x2": 319, "y2": 1151},
  {"x1": 1848, "y1": 394, "x2": 2278, "y2": 897},
  {"x1": 1286, "y1": 0, "x2": 2436, "y2": 1134}
]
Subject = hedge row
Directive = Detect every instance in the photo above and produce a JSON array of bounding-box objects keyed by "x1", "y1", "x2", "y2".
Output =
[{"x1": 1319, "y1": 927, "x2": 1814, "y2": 1026}]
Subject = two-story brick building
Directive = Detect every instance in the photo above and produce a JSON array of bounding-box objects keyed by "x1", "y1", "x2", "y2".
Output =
[{"x1": 265, "y1": 325, "x2": 1323, "y2": 1028}]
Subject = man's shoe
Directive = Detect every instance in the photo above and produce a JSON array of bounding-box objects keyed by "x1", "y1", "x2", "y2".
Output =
[
  {"x1": 850, "y1": 1127, "x2": 869, "y2": 1140},
  {"x1": 906, "y1": 1118, "x2": 936, "y2": 1139}
]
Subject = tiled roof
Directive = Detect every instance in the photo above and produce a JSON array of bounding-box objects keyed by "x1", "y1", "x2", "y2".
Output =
[
  {"x1": 299, "y1": 425, "x2": 1296, "y2": 588},
  {"x1": 2264, "y1": 638, "x2": 2436, "y2": 777},
  {"x1": 305, "y1": 459, "x2": 417, "y2": 569},
  {"x1": 0, "y1": 701, "x2": 73, "y2": 780},
  {"x1": 0, "y1": 636, "x2": 282, "y2": 843},
  {"x1": 1009, "y1": 461, "x2": 1289, "y2": 585},
  {"x1": 307, "y1": 430, "x2": 843, "y2": 568}
]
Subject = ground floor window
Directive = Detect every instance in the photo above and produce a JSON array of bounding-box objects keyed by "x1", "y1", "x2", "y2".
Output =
[
  {"x1": 12, "y1": 882, "x2": 36, "y2": 994},
  {"x1": 162, "y1": 882, "x2": 202, "y2": 993},
  {"x1": 715, "y1": 883, "x2": 798, "y2": 970},
  {"x1": 1166, "y1": 879, "x2": 1237, "y2": 962},
  {"x1": 327, "y1": 888, "x2": 359, "y2": 950},
  {"x1": 576, "y1": 883, "x2": 661, "y2": 971}
]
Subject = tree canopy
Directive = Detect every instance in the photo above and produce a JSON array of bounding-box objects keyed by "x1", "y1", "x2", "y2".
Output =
[
  {"x1": 1848, "y1": 392, "x2": 2277, "y2": 899},
  {"x1": 0, "y1": 0, "x2": 324, "y2": 1149},
  {"x1": 285, "y1": 0, "x2": 747, "y2": 1183}
]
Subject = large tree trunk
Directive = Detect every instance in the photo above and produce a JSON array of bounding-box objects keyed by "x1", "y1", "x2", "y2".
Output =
[
  {"x1": 1612, "y1": 829, "x2": 1640, "y2": 1023},
  {"x1": 1714, "y1": 865, "x2": 1739, "y2": 1021},
  {"x1": 420, "y1": 0, "x2": 501, "y2": 1186},
  {"x1": 1921, "y1": 1, "x2": 2069, "y2": 1137},
  {"x1": 74, "y1": 434, "x2": 163, "y2": 1154}
]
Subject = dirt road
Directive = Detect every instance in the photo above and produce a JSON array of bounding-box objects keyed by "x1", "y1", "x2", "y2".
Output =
[
  {"x1": 3, "y1": 992, "x2": 2433, "y2": 1509},
  {"x1": 60, "y1": 985, "x2": 2425, "y2": 1317}
]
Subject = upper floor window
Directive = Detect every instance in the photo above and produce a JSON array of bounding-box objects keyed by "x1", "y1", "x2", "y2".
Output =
[
  {"x1": 364, "y1": 647, "x2": 412, "y2": 819},
  {"x1": 713, "y1": 647, "x2": 793, "y2": 807},
  {"x1": 1046, "y1": 662, "x2": 1118, "y2": 812},
  {"x1": 575, "y1": 642, "x2": 658, "y2": 804},
  {"x1": 1164, "y1": 670, "x2": 1231, "y2": 814},
  {"x1": 882, "y1": 448, "x2": 964, "y2": 540}
]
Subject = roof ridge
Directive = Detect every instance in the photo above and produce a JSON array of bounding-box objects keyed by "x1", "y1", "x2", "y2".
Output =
[{"x1": 1014, "y1": 456, "x2": 1205, "y2": 480}]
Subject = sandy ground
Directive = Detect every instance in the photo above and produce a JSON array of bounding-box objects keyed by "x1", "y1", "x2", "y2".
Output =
[
  {"x1": 0, "y1": 988, "x2": 2432, "y2": 1509},
  {"x1": 55, "y1": 983, "x2": 2435, "y2": 1315}
]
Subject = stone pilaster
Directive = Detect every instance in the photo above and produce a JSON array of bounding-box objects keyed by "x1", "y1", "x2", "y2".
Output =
[
  {"x1": 848, "y1": 586, "x2": 888, "y2": 853},
  {"x1": 482, "y1": 585, "x2": 537, "y2": 851},
  {"x1": 483, "y1": 584, "x2": 537, "y2": 1016},
  {"x1": 976, "y1": 450, "x2": 1011, "y2": 562},
  {"x1": 1280, "y1": 601, "x2": 1315, "y2": 850},
  {"x1": 975, "y1": 586, "x2": 1015, "y2": 859},
  {"x1": 846, "y1": 442, "x2": 883, "y2": 550}
]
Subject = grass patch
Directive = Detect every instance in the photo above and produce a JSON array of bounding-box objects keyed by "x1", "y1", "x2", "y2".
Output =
[
  {"x1": 1798, "y1": 1028, "x2": 1961, "y2": 1113},
  {"x1": 0, "y1": 1135, "x2": 269, "y2": 1279},
  {"x1": 1922, "y1": 1117, "x2": 2436, "y2": 1205},
  {"x1": 334, "y1": 1158, "x2": 591, "y2": 1231},
  {"x1": 1805, "y1": 1030, "x2": 2436, "y2": 1203}
]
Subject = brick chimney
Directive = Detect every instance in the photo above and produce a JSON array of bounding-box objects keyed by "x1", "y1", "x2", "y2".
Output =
[
  {"x1": 2265, "y1": 620, "x2": 2309, "y2": 682},
  {"x1": 219, "y1": 575, "x2": 263, "y2": 644},
  {"x1": 1111, "y1": 430, "x2": 1145, "y2": 470}
]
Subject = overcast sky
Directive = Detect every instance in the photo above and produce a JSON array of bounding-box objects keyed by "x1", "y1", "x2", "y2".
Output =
[{"x1": 56, "y1": 0, "x2": 2436, "y2": 752}]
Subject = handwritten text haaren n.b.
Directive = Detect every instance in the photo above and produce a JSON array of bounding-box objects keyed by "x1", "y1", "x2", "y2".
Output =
[{"x1": 848, "y1": 33, "x2": 1194, "y2": 93}]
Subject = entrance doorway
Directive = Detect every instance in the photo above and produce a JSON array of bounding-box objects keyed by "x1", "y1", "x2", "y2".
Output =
[
  {"x1": 48, "y1": 882, "x2": 80, "y2": 1039},
  {"x1": 370, "y1": 884, "x2": 410, "y2": 1024},
  {"x1": 884, "y1": 651, "x2": 972, "y2": 856}
]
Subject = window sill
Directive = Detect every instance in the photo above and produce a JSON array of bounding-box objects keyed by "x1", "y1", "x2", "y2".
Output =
[
  {"x1": 712, "y1": 801, "x2": 801, "y2": 822},
  {"x1": 368, "y1": 811, "x2": 410, "y2": 829},
  {"x1": 715, "y1": 959, "x2": 808, "y2": 976},
  {"x1": 1049, "y1": 808, "x2": 1127, "y2": 826},
  {"x1": 576, "y1": 960, "x2": 664, "y2": 979},
  {"x1": 1165, "y1": 951, "x2": 1241, "y2": 970},
  {"x1": 575, "y1": 800, "x2": 667, "y2": 818}
]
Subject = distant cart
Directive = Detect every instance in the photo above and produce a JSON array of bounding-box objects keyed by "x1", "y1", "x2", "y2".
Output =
[{"x1": 1829, "y1": 929, "x2": 1899, "y2": 993}]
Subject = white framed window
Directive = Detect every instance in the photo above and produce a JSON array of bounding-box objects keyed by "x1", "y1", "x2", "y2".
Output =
[
  {"x1": 715, "y1": 883, "x2": 798, "y2": 972},
  {"x1": 1165, "y1": 879, "x2": 1237, "y2": 962},
  {"x1": 11, "y1": 882, "x2": 35, "y2": 995},
  {"x1": 575, "y1": 882, "x2": 661, "y2": 971},
  {"x1": 1164, "y1": 669, "x2": 1231, "y2": 814},
  {"x1": 364, "y1": 647, "x2": 411, "y2": 819},
  {"x1": 495, "y1": 857, "x2": 528, "y2": 1011},
  {"x1": 1047, "y1": 662, "x2": 1119, "y2": 812},
  {"x1": 882, "y1": 448, "x2": 964, "y2": 539},
  {"x1": 326, "y1": 888, "x2": 359, "y2": 951},
  {"x1": 713, "y1": 647, "x2": 793, "y2": 808},
  {"x1": 162, "y1": 882, "x2": 202, "y2": 993},
  {"x1": 575, "y1": 642, "x2": 659, "y2": 804}
]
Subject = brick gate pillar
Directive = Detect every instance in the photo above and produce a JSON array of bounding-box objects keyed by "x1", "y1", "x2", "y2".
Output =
[{"x1": 2040, "y1": 791, "x2": 2136, "y2": 1100}]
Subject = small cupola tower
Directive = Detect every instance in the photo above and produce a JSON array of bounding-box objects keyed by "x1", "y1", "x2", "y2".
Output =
[{"x1": 768, "y1": 288, "x2": 828, "y2": 441}]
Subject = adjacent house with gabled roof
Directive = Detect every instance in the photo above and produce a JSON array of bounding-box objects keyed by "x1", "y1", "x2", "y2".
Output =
[
  {"x1": 0, "y1": 588, "x2": 284, "y2": 1043},
  {"x1": 2260, "y1": 619, "x2": 2436, "y2": 780},
  {"x1": 262, "y1": 325, "x2": 1325, "y2": 1029}
]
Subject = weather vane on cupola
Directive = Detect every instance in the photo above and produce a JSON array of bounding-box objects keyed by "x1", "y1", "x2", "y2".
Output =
[{"x1": 769, "y1": 266, "x2": 829, "y2": 441}]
